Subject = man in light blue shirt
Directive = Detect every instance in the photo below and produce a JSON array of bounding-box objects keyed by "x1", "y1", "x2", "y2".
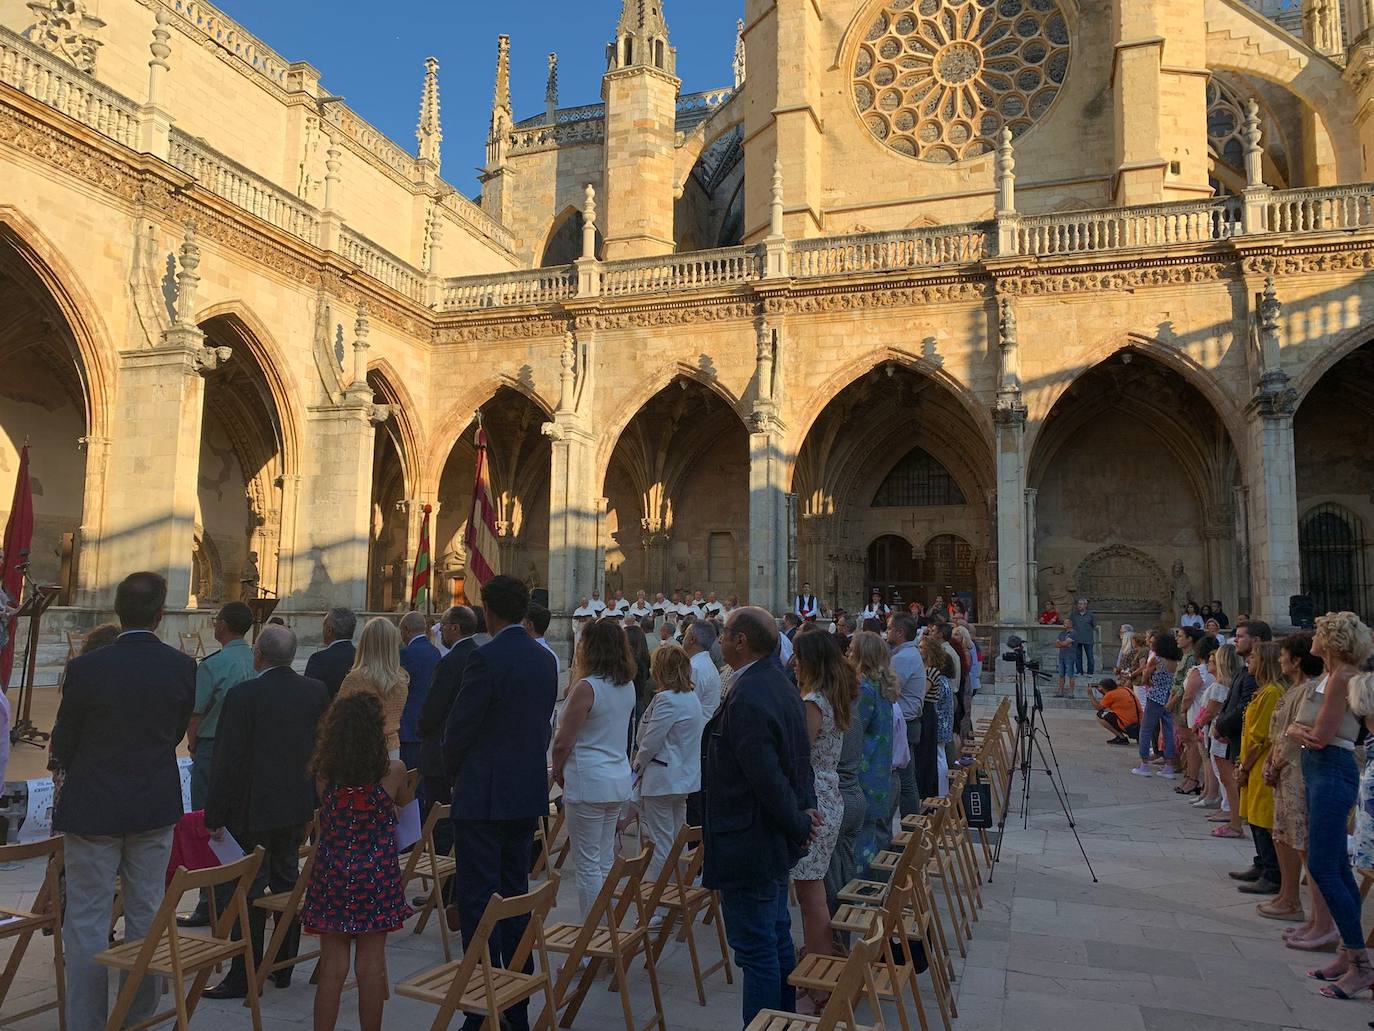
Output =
[{"x1": 887, "y1": 613, "x2": 928, "y2": 817}]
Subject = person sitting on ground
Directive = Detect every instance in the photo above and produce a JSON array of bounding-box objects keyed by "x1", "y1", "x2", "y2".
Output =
[
  {"x1": 1090, "y1": 675, "x2": 1141, "y2": 744},
  {"x1": 1038, "y1": 600, "x2": 1060, "y2": 625},
  {"x1": 1055, "y1": 616, "x2": 1076, "y2": 698}
]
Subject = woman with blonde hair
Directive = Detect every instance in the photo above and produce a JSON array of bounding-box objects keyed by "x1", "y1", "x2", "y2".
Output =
[
  {"x1": 847, "y1": 631, "x2": 898, "y2": 874},
  {"x1": 1286, "y1": 612, "x2": 1374, "y2": 999},
  {"x1": 337, "y1": 616, "x2": 409, "y2": 759},
  {"x1": 1205, "y1": 644, "x2": 1244, "y2": 836},
  {"x1": 632, "y1": 643, "x2": 705, "y2": 881}
]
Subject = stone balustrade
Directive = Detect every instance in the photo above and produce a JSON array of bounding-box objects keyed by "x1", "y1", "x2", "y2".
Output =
[
  {"x1": 600, "y1": 245, "x2": 762, "y2": 297},
  {"x1": 339, "y1": 228, "x2": 425, "y2": 302},
  {"x1": 0, "y1": 26, "x2": 139, "y2": 147},
  {"x1": 169, "y1": 129, "x2": 321, "y2": 244},
  {"x1": 1013, "y1": 197, "x2": 1243, "y2": 256},
  {"x1": 1267, "y1": 184, "x2": 1374, "y2": 233},
  {"x1": 167, "y1": 0, "x2": 289, "y2": 84},
  {"x1": 789, "y1": 224, "x2": 988, "y2": 277},
  {"x1": 438, "y1": 265, "x2": 576, "y2": 310}
]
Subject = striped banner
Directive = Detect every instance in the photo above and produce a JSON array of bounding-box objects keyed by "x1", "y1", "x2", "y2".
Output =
[
  {"x1": 464, "y1": 427, "x2": 500, "y2": 586},
  {"x1": 410, "y1": 504, "x2": 432, "y2": 610}
]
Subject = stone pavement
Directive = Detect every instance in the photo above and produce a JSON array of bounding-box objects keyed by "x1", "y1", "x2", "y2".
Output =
[{"x1": 0, "y1": 703, "x2": 1370, "y2": 1029}]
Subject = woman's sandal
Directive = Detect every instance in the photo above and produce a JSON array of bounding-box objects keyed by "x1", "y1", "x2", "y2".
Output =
[
  {"x1": 1287, "y1": 932, "x2": 1340, "y2": 952},
  {"x1": 1308, "y1": 952, "x2": 1351, "y2": 981},
  {"x1": 1210, "y1": 825, "x2": 1244, "y2": 838},
  {"x1": 1319, "y1": 953, "x2": 1374, "y2": 999},
  {"x1": 1173, "y1": 780, "x2": 1198, "y2": 794}
]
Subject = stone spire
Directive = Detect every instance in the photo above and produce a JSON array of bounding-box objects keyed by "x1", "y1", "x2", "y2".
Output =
[
  {"x1": 608, "y1": 0, "x2": 675, "y2": 74},
  {"x1": 1242, "y1": 98, "x2": 1264, "y2": 188},
  {"x1": 545, "y1": 52, "x2": 559, "y2": 123},
  {"x1": 733, "y1": 19, "x2": 746, "y2": 88},
  {"x1": 485, "y1": 35, "x2": 513, "y2": 171},
  {"x1": 416, "y1": 56, "x2": 442, "y2": 168}
]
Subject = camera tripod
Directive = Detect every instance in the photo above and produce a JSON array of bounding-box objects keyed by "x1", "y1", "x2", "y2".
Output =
[{"x1": 988, "y1": 665, "x2": 1097, "y2": 883}]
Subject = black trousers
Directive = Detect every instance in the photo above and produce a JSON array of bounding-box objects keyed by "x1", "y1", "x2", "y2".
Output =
[
  {"x1": 1251, "y1": 824, "x2": 1281, "y2": 885},
  {"x1": 454, "y1": 818, "x2": 537, "y2": 1031},
  {"x1": 1098, "y1": 710, "x2": 1141, "y2": 741},
  {"x1": 220, "y1": 823, "x2": 306, "y2": 989},
  {"x1": 915, "y1": 704, "x2": 940, "y2": 802},
  {"x1": 424, "y1": 776, "x2": 456, "y2": 902}
]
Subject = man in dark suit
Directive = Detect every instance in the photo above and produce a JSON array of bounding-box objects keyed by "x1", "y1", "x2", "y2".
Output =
[
  {"x1": 398, "y1": 610, "x2": 441, "y2": 775},
  {"x1": 703, "y1": 606, "x2": 818, "y2": 1029},
  {"x1": 444, "y1": 577, "x2": 557, "y2": 1031},
  {"x1": 204, "y1": 624, "x2": 328, "y2": 998},
  {"x1": 303, "y1": 606, "x2": 356, "y2": 699},
  {"x1": 417, "y1": 604, "x2": 478, "y2": 917},
  {"x1": 51, "y1": 572, "x2": 196, "y2": 1030}
]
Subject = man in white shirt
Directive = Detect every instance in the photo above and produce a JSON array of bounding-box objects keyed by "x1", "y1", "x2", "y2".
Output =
[
  {"x1": 572, "y1": 596, "x2": 596, "y2": 635},
  {"x1": 794, "y1": 583, "x2": 820, "y2": 621},
  {"x1": 724, "y1": 594, "x2": 739, "y2": 615},
  {"x1": 704, "y1": 592, "x2": 724, "y2": 619},
  {"x1": 610, "y1": 590, "x2": 630, "y2": 615},
  {"x1": 652, "y1": 622, "x2": 676, "y2": 651},
  {"x1": 522, "y1": 602, "x2": 560, "y2": 678},
  {"x1": 861, "y1": 589, "x2": 889, "y2": 624},
  {"x1": 629, "y1": 590, "x2": 654, "y2": 624},
  {"x1": 683, "y1": 621, "x2": 723, "y2": 719},
  {"x1": 589, "y1": 590, "x2": 607, "y2": 617}
]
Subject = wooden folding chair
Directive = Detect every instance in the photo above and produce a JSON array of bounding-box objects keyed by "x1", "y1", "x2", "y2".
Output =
[
  {"x1": 97, "y1": 847, "x2": 265, "y2": 1031},
  {"x1": 399, "y1": 802, "x2": 457, "y2": 960},
  {"x1": 636, "y1": 824, "x2": 733, "y2": 1005},
  {"x1": 58, "y1": 631, "x2": 87, "y2": 691},
  {"x1": 941, "y1": 769, "x2": 984, "y2": 911},
  {"x1": 0, "y1": 835, "x2": 65, "y2": 1028},
  {"x1": 178, "y1": 632, "x2": 206, "y2": 659},
  {"x1": 745, "y1": 931, "x2": 888, "y2": 1031},
  {"x1": 252, "y1": 818, "x2": 320, "y2": 995},
  {"x1": 396, "y1": 879, "x2": 558, "y2": 1031},
  {"x1": 795, "y1": 874, "x2": 921, "y2": 1031},
  {"x1": 544, "y1": 845, "x2": 666, "y2": 1031},
  {"x1": 532, "y1": 800, "x2": 570, "y2": 880}
]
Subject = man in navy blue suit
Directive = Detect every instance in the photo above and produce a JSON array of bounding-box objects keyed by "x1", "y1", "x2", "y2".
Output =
[
  {"x1": 443, "y1": 575, "x2": 557, "y2": 1031},
  {"x1": 702, "y1": 606, "x2": 819, "y2": 1028},
  {"x1": 398, "y1": 610, "x2": 441, "y2": 776}
]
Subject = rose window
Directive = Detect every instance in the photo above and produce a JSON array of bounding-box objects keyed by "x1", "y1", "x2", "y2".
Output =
[{"x1": 851, "y1": 0, "x2": 1072, "y2": 163}]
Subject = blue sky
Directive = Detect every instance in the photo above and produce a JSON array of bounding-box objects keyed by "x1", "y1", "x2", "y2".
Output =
[{"x1": 215, "y1": 0, "x2": 744, "y2": 195}]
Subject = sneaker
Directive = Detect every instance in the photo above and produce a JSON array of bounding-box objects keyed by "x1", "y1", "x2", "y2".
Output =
[
  {"x1": 1129, "y1": 764, "x2": 1152, "y2": 777},
  {"x1": 1157, "y1": 766, "x2": 1179, "y2": 780}
]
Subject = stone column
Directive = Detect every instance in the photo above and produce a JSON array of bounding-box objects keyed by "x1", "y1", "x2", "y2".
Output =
[
  {"x1": 72, "y1": 434, "x2": 111, "y2": 607},
  {"x1": 1245, "y1": 392, "x2": 1300, "y2": 626},
  {"x1": 747, "y1": 412, "x2": 789, "y2": 614},
  {"x1": 993, "y1": 296, "x2": 1030, "y2": 624},
  {"x1": 1024, "y1": 486, "x2": 1039, "y2": 615},
  {"x1": 543, "y1": 425, "x2": 599, "y2": 614}
]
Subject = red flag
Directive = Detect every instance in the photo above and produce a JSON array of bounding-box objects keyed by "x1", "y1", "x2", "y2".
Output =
[
  {"x1": 410, "y1": 504, "x2": 432, "y2": 611},
  {"x1": 464, "y1": 427, "x2": 499, "y2": 586},
  {"x1": 1, "y1": 445, "x2": 34, "y2": 687}
]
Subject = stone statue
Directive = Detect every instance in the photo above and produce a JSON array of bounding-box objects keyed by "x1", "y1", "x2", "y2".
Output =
[
  {"x1": 1170, "y1": 559, "x2": 1193, "y2": 619},
  {"x1": 240, "y1": 549, "x2": 261, "y2": 601},
  {"x1": 1037, "y1": 562, "x2": 1071, "y2": 613}
]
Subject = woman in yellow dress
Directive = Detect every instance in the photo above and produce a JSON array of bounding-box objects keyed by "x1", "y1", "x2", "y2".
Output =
[{"x1": 1237, "y1": 641, "x2": 1286, "y2": 895}]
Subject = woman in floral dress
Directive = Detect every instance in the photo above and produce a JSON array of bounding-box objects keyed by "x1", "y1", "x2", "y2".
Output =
[
  {"x1": 848, "y1": 631, "x2": 897, "y2": 874},
  {"x1": 301, "y1": 693, "x2": 412, "y2": 1031},
  {"x1": 790, "y1": 630, "x2": 855, "y2": 983}
]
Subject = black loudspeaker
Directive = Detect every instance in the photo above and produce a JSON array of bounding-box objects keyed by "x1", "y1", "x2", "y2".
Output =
[
  {"x1": 531, "y1": 588, "x2": 550, "y2": 609},
  {"x1": 1289, "y1": 594, "x2": 1316, "y2": 628}
]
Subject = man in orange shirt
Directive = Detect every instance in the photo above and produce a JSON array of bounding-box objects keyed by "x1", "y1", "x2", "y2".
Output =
[{"x1": 1090, "y1": 675, "x2": 1141, "y2": 745}]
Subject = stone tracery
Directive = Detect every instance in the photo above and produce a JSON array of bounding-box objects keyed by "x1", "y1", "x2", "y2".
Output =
[{"x1": 851, "y1": 0, "x2": 1071, "y2": 162}]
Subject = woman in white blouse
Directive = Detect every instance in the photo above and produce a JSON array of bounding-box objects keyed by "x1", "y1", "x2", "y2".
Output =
[
  {"x1": 552, "y1": 620, "x2": 636, "y2": 917},
  {"x1": 633, "y1": 643, "x2": 706, "y2": 880}
]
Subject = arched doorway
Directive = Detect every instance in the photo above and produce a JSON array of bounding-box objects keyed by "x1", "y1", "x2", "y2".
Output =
[
  {"x1": 1029, "y1": 348, "x2": 1240, "y2": 627},
  {"x1": 793, "y1": 363, "x2": 992, "y2": 617},
  {"x1": 195, "y1": 314, "x2": 289, "y2": 605},
  {"x1": 1296, "y1": 340, "x2": 1374, "y2": 622},
  {"x1": 434, "y1": 387, "x2": 550, "y2": 609},
  {"x1": 0, "y1": 227, "x2": 97, "y2": 597},
  {"x1": 366, "y1": 368, "x2": 416, "y2": 612},
  {"x1": 602, "y1": 377, "x2": 749, "y2": 600}
]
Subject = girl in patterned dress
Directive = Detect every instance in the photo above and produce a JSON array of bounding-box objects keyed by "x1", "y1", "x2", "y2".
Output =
[{"x1": 300, "y1": 693, "x2": 412, "y2": 1031}]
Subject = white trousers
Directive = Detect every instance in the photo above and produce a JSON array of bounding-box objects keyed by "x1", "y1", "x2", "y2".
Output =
[
  {"x1": 564, "y1": 800, "x2": 623, "y2": 918},
  {"x1": 638, "y1": 794, "x2": 687, "y2": 883},
  {"x1": 64, "y1": 826, "x2": 174, "y2": 1030}
]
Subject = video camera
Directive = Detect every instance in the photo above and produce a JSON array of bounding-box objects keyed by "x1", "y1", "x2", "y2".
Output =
[{"x1": 1001, "y1": 635, "x2": 1053, "y2": 681}]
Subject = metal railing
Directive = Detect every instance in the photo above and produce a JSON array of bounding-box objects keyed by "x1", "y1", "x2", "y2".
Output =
[
  {"x1": 169, "y1": 130, "x2": 321, "y2": 244},
  {"x1": 789, "y1": 224, "x2": 988, "y2": 277},
  {"x1": 439, "y1": 265, "x2": 576, "y2": 311},
  {"x1": 0, "y1": 27, "x2": 139, "y2": 147}
]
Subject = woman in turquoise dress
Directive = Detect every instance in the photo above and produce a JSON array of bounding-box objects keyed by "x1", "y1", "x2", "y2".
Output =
[{"x1": 848, "y1": 630, "x2": 898, "y2": 873}]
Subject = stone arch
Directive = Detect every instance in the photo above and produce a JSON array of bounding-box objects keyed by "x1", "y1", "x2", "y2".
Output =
[
  {"x1": 595, "y1": 362, "x2": 748, "y2": 486},
  {"x1": 0, "y1": 209, "x2": 113, "y2": 441},
  {"x1": 1293, "y1": 321, "x2": 1374, "y2": 403},
  {"x1": 190, "y1": 526, "x2": 225, "y2": 608},
  {"x1": 425, "y1": 375, "x2": 555, "y2": 495},
  {"x1": 785, "y1": 346, "x2": 994, "y2": 488},
  {"x1": 1025, "y1": 331, "x2": 1246, "y2": 458},
  {"x1": 1073, "y1": 544, "x2": 1171, "y2": 617},
  {"x1": 1202, "y1": 0, "x2": 1359, "y2": 182},
  {"x1": 366, "y1": 358, "x2": 422, "y2": 495},
  {"x1": 540, "y1": 206, "x2": 600, "y2": 267}
]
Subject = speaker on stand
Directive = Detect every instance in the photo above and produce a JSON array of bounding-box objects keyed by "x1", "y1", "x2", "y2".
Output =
[{"x1": 1289, "y1": 594, "x2": 1316, "y2": 629}]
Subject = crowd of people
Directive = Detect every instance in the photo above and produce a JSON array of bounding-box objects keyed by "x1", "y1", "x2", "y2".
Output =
[
  {"x1": 1086, "y1": 610, "x2": 1374, "y2": 1005},
  {"x1": 38, "y1": 570, "x2": 995, "y2": 1030}
]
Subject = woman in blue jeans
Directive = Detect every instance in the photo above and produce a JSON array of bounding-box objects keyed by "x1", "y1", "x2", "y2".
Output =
[
  {"x1": 1287, "y1": 611, "x2": 1374, "y2": 1002},
  {"x1": 1130, "y1": 630, "x2": 1180, "y2": 780}
]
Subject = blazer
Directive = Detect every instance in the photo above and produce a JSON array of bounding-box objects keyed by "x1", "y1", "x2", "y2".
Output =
[
  {"x1": 634, "y1": 688, "x2": 706, "y2": 797},
  {"x1": 399, "y1": 635, "x2": 441, "y2": 745},
  {"x1": 51, "y1": 631, "x2": 196, "y2": 836},
  {"x1": 418, "y1": 636, "x2": 477, "y2": 779},
  {"x1": 443, "y1": 625, "x2": 557, "y2": 822},
  {"x1": 205, "y1": 666, "x2": 328, "y2": 834},
  {"x1": 303, "y1": 640, "x2": 355, "y2": 699},
  {"x1": 701, "y1": 656, "x2": 816, "y2": 891}
]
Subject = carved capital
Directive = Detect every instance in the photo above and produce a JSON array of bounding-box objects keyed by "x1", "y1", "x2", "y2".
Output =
[
  {"x1": 194, "y1": 344, "x2": 233, "y2": 375},
  {"x1": 993, "y1": 400, "x2": 1027, "y2": 426},
  {"x1": 541, "y1": 420, "x2": 566, "y2": 442},
  {"x1": 367, "y1": 402, "x2": 393, "y2": 425}
]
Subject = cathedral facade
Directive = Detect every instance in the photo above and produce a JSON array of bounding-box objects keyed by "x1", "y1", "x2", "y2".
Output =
[{"x1": 2, "y1": 0, "x2": 1373, "y2": 638}]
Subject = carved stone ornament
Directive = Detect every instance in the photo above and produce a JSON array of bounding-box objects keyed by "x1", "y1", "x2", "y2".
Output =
[
  {"x1": 541, "y1": 421, "x2": 566, "y2": 442},
  {"x1": 25, "y1": 0, "x2": 106, "y2": 73},
  {"x1": 194, "y1": 344, "x2": 234, "y2": 373},
  {"x1": 367, "y1": 402, "x2": 393, "y2": 425},
  {"x1": 1248, "y1": 382, "x2": 1298, "y2": 418}
]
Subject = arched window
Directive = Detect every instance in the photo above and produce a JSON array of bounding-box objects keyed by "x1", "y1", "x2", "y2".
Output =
[
  {"x1": 1300, "y1": 504, "x2": 1373, "y2": 621},
  {"x1": 872, "y1": 446, "x2": 966, "y2": 507},
  {"x1": 865, "y1": 532, "x2": 975, "y2": 609}
]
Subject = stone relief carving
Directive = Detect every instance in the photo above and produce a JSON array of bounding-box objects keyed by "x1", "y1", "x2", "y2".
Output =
[
  {"x1": 24, "y1": 0, "x2": 105, "y2": 73},
  {"x1": 1073, "y1": 544, "x2": 1169, "y2": 614}
]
